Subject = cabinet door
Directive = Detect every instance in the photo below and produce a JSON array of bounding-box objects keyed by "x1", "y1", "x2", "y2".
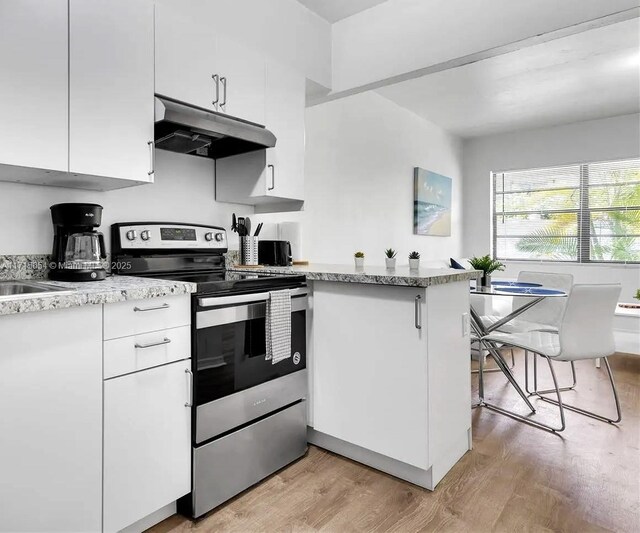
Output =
[
  {"x1": 217, "y1": 35, "x2": 266, "y2": 125},
  {"x1": 104, "y1": 359, "x2": 192, "y2": 533},
  {"x1": 155, "y1": 3, "x2": 218, "y2": 111},
  {"x1": 0, "y1": 306, "x2": 103, "y2": 532},
  {"x1": 69, "y1": 0, "x2": 154, "y2": 184},
  {"x1": 0, "y1": 0, "x2": 68, "y2": 173},
  {"x1": 312, "y1": 282, "x2": 430, "y2": 469},
  {"x1": 265, "y1": 59, "x2": 305, "y2": 200}
]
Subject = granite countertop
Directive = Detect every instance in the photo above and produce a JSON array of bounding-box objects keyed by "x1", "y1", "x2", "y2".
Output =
[
  {"x1": 0, "y1": 275, "x2": 196, "y2": 317},
  {"x1": 228, "y1": 263, "x2": 480, "y2": 288}
]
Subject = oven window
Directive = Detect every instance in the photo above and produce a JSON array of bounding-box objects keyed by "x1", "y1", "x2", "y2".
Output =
[{"x1": 195, "y1": 309, "x2": 306, "y2": 406}]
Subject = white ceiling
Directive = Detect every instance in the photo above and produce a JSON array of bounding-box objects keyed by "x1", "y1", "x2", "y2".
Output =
[
  {"x1": 297, "y1": 0, "x2": 389, "y2": 23},
  {"x1": 376, "y1": 19, "x2": 640, "y2": 138}
]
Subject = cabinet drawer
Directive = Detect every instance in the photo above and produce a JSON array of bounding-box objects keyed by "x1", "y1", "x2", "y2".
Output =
[
  {"x1": 104, "y1": 325, "x2": 191, "y2": 379},
  {"x1": 104, "y1": 294, "x2": 190, "y2": 340}
]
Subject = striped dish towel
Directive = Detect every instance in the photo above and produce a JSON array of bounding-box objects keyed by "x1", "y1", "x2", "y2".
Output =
[{"x1": 266, "y1": 289, "x2": 291, "y2": 365}]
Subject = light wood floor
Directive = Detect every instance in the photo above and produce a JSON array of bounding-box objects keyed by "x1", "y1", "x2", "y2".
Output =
[{"x1": 150, "y1": 352, "x2": 640, "y2": 533}]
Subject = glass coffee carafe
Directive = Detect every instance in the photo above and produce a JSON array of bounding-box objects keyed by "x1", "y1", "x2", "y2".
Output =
[{"x1": 63, "y1": 232, "x2": 106, "y2": 270}]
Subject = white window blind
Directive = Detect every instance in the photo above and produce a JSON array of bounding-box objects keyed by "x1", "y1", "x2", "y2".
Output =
[{"x1": 492, "y1": 158, "x2": 640, "y2": 263}]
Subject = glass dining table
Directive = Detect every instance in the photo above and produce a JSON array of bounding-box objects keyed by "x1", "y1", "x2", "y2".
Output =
[{"x1": 469, "y1": 280, "x2": 568, "y2": 425}]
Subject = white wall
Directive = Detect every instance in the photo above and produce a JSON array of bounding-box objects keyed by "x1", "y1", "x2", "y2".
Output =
[
  {"x1": 256, "y1": 91, "x2": 464, "y2": 265},
  {"x1": 157, "y1": 0, "x2": 332, "y2": 88},
  {"x1": 462, "y1": 113, "x2": 640, "y2": 303},
  {"x1": 0, "y1": 150, "x2": 250, "y2": 254},
  {"x1": 330, "y1": 0, "x2": 638, "y2": 93}
]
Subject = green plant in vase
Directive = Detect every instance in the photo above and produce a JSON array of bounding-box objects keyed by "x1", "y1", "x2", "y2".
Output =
[
  {"x1": 468, "y1": 255, "x2": 505, "y2": 287},
  {"x1": 354, "y1": 251, "x2": 365, "y2": 268},
  {"x1": 408, "y1": 251, "x2": 420, "y2": 270},
  {"x1": 384, "y1": 248, "x2": 397, "y2": 269}
]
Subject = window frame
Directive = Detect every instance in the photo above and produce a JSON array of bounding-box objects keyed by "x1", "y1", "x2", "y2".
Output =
[{"x1": 492, "y1": 158, "x2": 640, "y2": 265}]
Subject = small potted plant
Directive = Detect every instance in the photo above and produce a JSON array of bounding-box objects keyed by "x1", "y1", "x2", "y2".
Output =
[
  {"x1": 354, "y1": 251, "x2": 365, "y2": 268},
  {"x1": 468, "y1": 254, "x2": 505, "y2": 287},
  {"x1": 408, "y1": 251, "x2": 420, "y2": 270},
  {"x1": 384, "y1": 248, "x2": 397, "y2": 269}
]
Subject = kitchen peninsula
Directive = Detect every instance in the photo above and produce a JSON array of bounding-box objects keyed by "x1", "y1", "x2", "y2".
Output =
[{"x1": 229, "y1": 263, "x2": 478, "y2": 489}]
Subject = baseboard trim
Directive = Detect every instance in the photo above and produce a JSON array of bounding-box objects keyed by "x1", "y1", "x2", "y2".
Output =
[
  {"x1": 119, "y1": 502, "x2": 176, "y2": 533},
  {"x1": 307, "y1": 427, "x2": 435, "y2": 490}
]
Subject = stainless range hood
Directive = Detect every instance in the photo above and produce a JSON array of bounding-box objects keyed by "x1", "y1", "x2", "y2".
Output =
[{"x1": 154, "y1": 95, "x2": 276, "y2": 160}]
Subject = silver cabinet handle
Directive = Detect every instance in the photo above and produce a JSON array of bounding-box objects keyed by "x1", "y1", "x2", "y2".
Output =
[
  {"x1": 414, "y1": 295, "x2": 422, "y2": 330},
  {"x1": 147, "y1": 140, "x2": 154, "y2": 176},
  {"x1": 185, "y1": 368, "x2": 193, "y2": 407},
  {"x1": 133, "y1": 302, "x2": 170, "y2": 312},
  {"x1": 212, "y1": 74, "x2": 219, "y2": 106},
  {"x1": 134, "y1": 337, "x2": 171, "y2": 349},
  {"x1": 267, "y1": 164, "x2": 275, "y2": 191},
  {"x1": 220, "y1": 76, "x2": 227, "y2": 107}
]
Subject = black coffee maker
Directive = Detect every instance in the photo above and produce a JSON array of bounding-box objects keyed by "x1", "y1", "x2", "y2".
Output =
[{"x1": 49, "y1": 203, "x2": 107, "y2": 281}]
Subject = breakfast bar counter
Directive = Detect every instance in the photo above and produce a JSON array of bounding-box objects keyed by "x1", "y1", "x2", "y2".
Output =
[{"x1": 228, "y1": 263, "x2": 479, "y2": 287}]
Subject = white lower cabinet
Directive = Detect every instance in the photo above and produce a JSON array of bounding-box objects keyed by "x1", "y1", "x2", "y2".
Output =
[
  {"x1": 103, "y1": 358, "x2": 192, "y2": 532},
  {"x1": 309, "y1": 280, "x2": 472, "y2": 489},
  {"x1": 0, "y1": 306, "x2": 103, "y2": 533},
  {"x1": 312, "y1": 282, "x2": 430, "y2": 469}
]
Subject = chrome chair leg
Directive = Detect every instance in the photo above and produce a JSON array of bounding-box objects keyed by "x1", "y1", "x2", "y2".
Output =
[
  {"x1": 525, "y1": 352, "x2": 577, "y2": 395},
  {"x1": 482, "y1": 348, "x2": 565, "y2": 433},
  {"x1": 534, "y1": 357, "x2": 622, "y2": 424}
]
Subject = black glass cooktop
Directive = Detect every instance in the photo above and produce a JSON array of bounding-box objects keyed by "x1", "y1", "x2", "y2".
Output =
[{"x1": 151, "y1": 270, "x2": 306, "y2": 297}]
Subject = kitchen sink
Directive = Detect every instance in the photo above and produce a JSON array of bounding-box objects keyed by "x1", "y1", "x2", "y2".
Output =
[{"x1": 0, "y1": 281, "x2": 76, "y2": 299}]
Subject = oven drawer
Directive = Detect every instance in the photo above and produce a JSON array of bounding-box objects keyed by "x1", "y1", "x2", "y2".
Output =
[
  {"x1": 104, "y1": 325, "x2": 191, "y2": 379},
  {"x1": 196, "y1": 369, "x2": 307, "y2": 443},
  {"x1": 104, "y1": 294, "x2": 191, "y2": 340},
  {"x1": 191, "y1": 400, "x2": 307, "y2": 518}
]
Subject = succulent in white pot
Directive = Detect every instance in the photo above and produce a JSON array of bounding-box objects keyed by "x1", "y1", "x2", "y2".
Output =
[
  {"x1": 384, "y1": 248, "x2": 397, "y2": 269},
  {"x1": 408, "y1": 251, "x2": 420, "y2": 270},
  {"x1": 354, "y1": 251, "x2": 365, "y2": 268}
]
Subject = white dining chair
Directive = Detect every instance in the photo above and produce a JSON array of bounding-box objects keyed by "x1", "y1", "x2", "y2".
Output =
[
  {"x1": 477, "y1": 271, "x2": 573, "y2": 376},
  {"x1": 481, "y1": 283, "x2": 622, "y2": 432}
]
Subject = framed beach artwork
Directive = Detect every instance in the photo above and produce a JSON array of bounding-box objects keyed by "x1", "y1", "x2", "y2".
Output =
[{"x1": 413, "y1": 168, "x2": 452, "y2": 236}]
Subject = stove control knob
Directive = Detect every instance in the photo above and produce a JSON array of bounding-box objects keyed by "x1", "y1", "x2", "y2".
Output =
[
  {"x1": 204, "y1": 232, "x2": 214, "y2": 242},
  {"x1": 214, "y1": 232, "x2": 224, "y2": 242},
  {"x1": 126, "y1": 230, "x2": 137, "y2": 241},
  {"x1": 140, "y1": 230, "x2": 150, "y2": 241}
]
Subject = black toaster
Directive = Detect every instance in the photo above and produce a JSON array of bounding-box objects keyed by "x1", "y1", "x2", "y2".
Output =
[{"x1": 258, "y1": 240, "x2": 292, "y2": 266}]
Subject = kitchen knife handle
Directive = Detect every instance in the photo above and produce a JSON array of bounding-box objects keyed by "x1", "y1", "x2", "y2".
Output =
[
  {"x1": 414, "y1": 295, "x2": 422, "y2": 330},
  {"x1": 268, "y1": 164, "x2": 275, "y2": 191},
  {"x1": 220, "y1": 76, "x2": 227, "y2": 107},
  {"x1": 212, "y1": 74, "x2": 219, "y2": 106},
  {"x1": 147, "y1": 140, "x2": 154, "y2": 176}
]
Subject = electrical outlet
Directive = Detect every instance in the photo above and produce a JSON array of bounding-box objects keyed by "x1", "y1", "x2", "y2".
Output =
[{"x1": 462, "y1": 312, "x2": 470, "y2": 337}]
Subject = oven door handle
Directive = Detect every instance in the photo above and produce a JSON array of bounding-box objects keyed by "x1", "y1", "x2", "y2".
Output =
[{"x1": 198, "y1": 287, "x2": 308, "y2": 308}]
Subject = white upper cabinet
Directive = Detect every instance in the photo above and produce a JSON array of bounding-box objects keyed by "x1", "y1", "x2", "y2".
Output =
[
  {"x1": 155, "y1": 4, "x2": 218, "y2": 111},
  {"x1": 215, "y1": 57, "x2": 306, "y2": 206},
  {"x1": 216, "y1": 35, "x2": 266, "y2": 125},
  {"x1": 70, "y1": 0, "x2": 155, "y2": 184},
  {"x1": 0, "y1": 0, "x2": 69, "y2": 175},
  {"x1": 265, "y1": 58, "x2": 305, "y2": 201},
  {"x1": 155, "y1": 7, "x2": 266, "y2": 125},
  {"x1": 0, "y1": 0, "x2": 154, "y2": 190}
]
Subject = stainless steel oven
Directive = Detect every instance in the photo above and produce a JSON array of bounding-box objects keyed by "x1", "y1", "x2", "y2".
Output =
[{"x1": 194, "y1": 287, "x2": 308, "y2": 443}]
